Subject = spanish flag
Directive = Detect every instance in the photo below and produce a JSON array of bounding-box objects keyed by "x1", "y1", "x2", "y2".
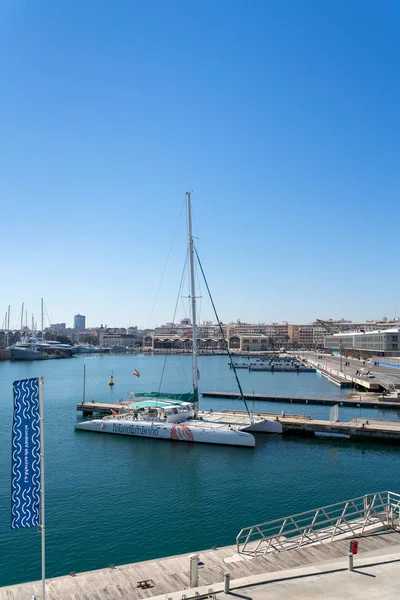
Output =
[{"x1": 133, "y1": 369, "x2": 140, "y2": 377}]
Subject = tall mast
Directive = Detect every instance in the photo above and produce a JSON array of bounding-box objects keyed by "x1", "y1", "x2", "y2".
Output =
[
  {"x1": 20, "y1": 302, "x2": 24, "y2": 331},
  {"x1": 186, "y1": 192, "x2": 198, "y2": 400},
  {"x1": 7, "y1": 305, "x2": 10, "y2": 330},
  {"x1": 41, "y1": 298, "x2": 44, "y2": 337},
  {"x1": 83, "y1": 364, "x2": 86, "y2": 404}
]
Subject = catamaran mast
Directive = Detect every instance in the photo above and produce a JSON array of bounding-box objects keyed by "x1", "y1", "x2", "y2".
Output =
[{"x1": 186, "y1": 192, "x2": 198, "y2": 405}]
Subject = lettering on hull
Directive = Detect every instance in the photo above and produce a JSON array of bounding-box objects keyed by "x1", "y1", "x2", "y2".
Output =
[{"x1": 112, "y1": 423, "x2": 159, "y2": 437}]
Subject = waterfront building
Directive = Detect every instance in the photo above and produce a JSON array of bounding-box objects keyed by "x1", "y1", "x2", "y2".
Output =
[
  {"x1": 98, "y1": 326, "x2": 141, "y2": 348},
  {"x1": 324, "y1": 327, "x2": 400, "y2": 354},
  {"x1": 287, "y1": 324, "x2": 299, "y2": 345},
  {"x1": 50, "y1": 323, "x2": 66, "y2": 331},
  {"x1": 312, "y1": 326, "x2": 328, "y2": 347},
  {"x1": 74, "y1": 314, "x2": 86, "y2": 331},
  {"x1": 231, "y1": 334, "x2": 269, "y2": 352},
  {"x1": 145, "y1": 320, "x2": 227, "y2": 351},
  {"x1": 299, "y1": 326, "x2": 314, "y2": 348},
  {"x1": 227, "y1": 322, "x2": 290, "y2": 347}
]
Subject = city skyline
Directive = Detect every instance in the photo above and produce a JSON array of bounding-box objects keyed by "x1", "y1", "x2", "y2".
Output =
[
  {"x1": 1, "y1": 300, "x2": 399, "y2": 332},
  {"x1": 1, "y1": 1, "x2": 399, "y2": 326}
]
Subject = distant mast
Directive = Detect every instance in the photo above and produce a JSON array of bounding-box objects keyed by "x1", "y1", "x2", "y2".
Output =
[
  {"x1": 186, "y1": 192, "x2": 198, "y2": 407},
  {"x1": 83, "y1": 364, "x2": 86, "y2": 403},
  {"x1": 41, "y1": 298, "x2": 44, "y2": 337}
]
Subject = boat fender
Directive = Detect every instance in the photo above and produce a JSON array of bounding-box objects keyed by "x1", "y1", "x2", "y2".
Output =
[{"x1": 101, "y1": 422, "x2": 104, "y2": 429}]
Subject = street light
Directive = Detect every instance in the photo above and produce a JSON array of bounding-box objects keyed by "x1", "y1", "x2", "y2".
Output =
[{"x1": 339, "y1": 341, "x2": 343, "y2": 373}]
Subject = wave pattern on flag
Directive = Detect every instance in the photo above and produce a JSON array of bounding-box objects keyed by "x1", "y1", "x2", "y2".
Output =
[{"x1": 11, "y1": 378, "x2": 41, "y2": 530}]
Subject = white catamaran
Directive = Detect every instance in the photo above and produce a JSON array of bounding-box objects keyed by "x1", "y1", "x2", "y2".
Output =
[{"x1": 75, "y1": 193, "x2": 281, "y2": 447}]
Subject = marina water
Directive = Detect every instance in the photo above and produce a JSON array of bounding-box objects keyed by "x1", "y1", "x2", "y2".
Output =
[{"x1": 0, "y1": 354, "x2": 399, "y2": 587}]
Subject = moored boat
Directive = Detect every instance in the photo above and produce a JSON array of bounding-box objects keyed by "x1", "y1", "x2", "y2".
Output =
[
  {"x1": 75, "y1": 399, "x2": 255, "y2": 447},
  {"x1": 75, "y1": 192, "x2": 276, "y2": 447}
]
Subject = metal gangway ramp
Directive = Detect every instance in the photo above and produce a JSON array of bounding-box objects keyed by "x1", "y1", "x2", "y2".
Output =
[
  {"x1": 236, "y1": 491, "x2": 400, "y2": 555},
  {"x1": 379, "y1": 375, "x2": 399, "y2": 394}
]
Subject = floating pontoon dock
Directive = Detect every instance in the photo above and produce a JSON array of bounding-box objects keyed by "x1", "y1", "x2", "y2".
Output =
[{"x1": 201, "y1": 391, "x2": 399, "y2": 408}]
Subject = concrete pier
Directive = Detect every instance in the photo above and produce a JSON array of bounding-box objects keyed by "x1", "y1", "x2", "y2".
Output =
[{"x1": 1, "y1": 529, "x2": 399, "y2": 599}]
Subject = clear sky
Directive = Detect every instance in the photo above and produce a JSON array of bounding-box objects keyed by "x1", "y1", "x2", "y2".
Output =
[{"x1": 1, "y1": 0, "x2": 399, "y2": 329}]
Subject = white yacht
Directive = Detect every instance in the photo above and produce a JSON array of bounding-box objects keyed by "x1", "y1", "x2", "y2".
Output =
[
  {"x1": 9, "y1": 338, "x2": 48, "y2": 361},
  {"x1": 73, "y1": 344, "x2": 99, "y2": 354},
  {"x1": 9, "y1": 336, "x2": 75, "y2": 360}
]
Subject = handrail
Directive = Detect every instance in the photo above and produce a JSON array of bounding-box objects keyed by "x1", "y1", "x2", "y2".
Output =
[{"x1": 236, "y1": 491, "x2": 400, "y2": 555}]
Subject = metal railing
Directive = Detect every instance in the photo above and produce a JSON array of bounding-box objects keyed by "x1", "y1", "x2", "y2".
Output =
[
  {"x1": 236, "y1": 491, "x2": 400, "y2": 555},
  {"x1": 378, "y1": 376, "x2": 398, "y2": 393}
]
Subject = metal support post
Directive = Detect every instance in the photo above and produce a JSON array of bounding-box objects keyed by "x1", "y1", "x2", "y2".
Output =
[
  {"x1": 224, "y1": 572, "x2": 231, "y2": 593},
  {"x1": 39, "y1": 377, "x2": 46, "y2": 600},
  {"x1": 348, "y1": 552, "x2": 353, "y2": 571},
  {"x1": 189, "y1": 554, "x2": 199, "y2": 588}
]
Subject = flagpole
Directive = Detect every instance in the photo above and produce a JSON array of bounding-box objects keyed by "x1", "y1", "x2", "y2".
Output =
[{"x1": 39, "y1": 376, "x2": 46, "y2": 600}]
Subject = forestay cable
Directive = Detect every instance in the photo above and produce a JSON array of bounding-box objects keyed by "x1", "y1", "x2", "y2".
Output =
[{"x1": 193, "y1": 246, "x2": 253, "y2": 421}]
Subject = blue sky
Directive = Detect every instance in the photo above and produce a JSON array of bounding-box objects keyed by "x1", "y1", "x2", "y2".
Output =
[{"x1": 1, "y1": 0, "x2": 399, "y2": 328}]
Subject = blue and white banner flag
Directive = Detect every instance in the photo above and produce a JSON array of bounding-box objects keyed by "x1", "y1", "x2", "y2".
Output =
[{"x1": 11, "y1": 378, "x2": 41, "y2": 529}]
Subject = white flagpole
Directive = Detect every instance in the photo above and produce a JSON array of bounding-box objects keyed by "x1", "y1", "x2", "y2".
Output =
[{"x1": 39, "y1": 376, "x2": 46, "y2": 600}]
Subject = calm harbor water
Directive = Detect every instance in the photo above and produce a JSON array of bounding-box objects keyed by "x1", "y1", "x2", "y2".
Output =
[{"x1": 0, "y1": 354, "x2": 400, "y2": 587}]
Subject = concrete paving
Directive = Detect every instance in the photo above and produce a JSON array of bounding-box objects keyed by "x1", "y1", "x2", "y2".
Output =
[
  {"x1": 218, "y1": 561, "x2": 400, "y2": 599},
  {"x1": 149, "y1": 543, "x2": 400, "y2": 600},
  {"x1": 303, "y1": 351, "x2": 400, "y2": 384},
  {"x1": 217, "y1": 555, "x2": 400, "y2": 599}
]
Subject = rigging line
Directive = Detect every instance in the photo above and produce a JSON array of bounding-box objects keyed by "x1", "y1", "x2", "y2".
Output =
[
  {"x1": 178, "y1": 353, "x2": 190, "y2": 386},
  {"x1": 146, "y1": 200, "x2": 186, "y2": 331},
  {"x1": 44, "y1": 301, "x2": 51, "y2": 330},
  {"x1": 193, "y1": 245, "x2": 253, "y2": 421},
  {"x1": 158, "y1": 251, "x2": 188, "y2": 393}
]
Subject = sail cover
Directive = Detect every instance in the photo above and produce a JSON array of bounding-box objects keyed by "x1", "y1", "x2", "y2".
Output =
[{"x1": 134, "y1": 391, "x2": 197, "y2": 403}]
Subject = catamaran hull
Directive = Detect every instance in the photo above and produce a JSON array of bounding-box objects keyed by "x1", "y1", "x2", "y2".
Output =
[
  {"x1": 75, "y1": 419, "x2": 255, "y2": 447},
  {"x1": 241, "y1": 419, "x2": 283, "y2": 434}
]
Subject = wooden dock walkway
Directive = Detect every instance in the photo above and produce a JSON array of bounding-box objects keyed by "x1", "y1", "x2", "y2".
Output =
[
  {"x1": 76, "y1": 392, "x2": 400, "y2": 417},
  {"x1": 1, "y1": 530, "x2": 399, "y2": 599},
  {"x1": 213, "y1": 409, "x2": 400, "y2": 443},
  {"x1": 201, "y1": 391, "x2": 399, "y2": 409},
  {"x1": 76, "y1": 401, "x2": 132, "y2": 415}
]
